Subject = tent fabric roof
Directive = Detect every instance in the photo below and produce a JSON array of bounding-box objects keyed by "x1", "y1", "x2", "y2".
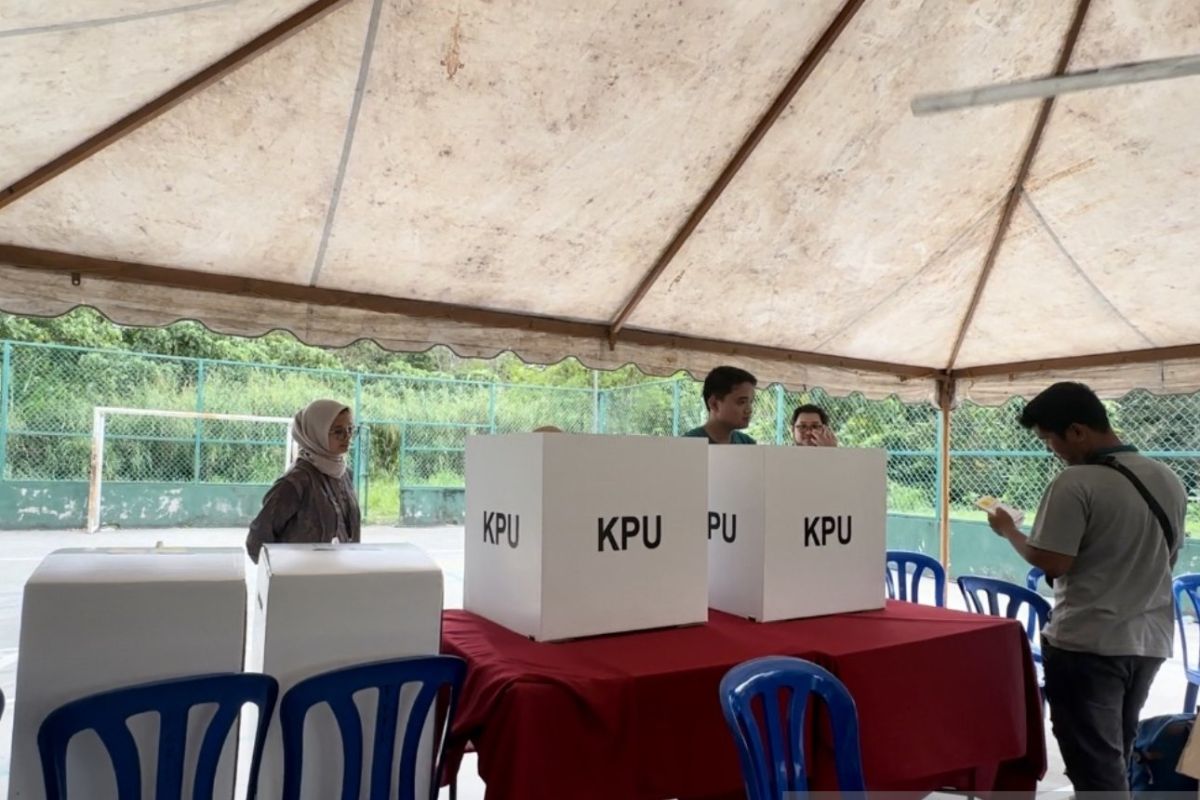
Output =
[{"x1": 1, "y1": 0, "x2": 1198, "y2": 404}]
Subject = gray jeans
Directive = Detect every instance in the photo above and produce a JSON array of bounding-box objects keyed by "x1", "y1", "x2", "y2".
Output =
[{"x1": 1043, "y1": 641, "x2": 1164, "y2": 797}]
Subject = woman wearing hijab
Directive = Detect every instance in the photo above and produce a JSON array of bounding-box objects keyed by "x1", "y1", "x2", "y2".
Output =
[{"x1": 245, "y1": 399, "x2": 361, "y2": 562}]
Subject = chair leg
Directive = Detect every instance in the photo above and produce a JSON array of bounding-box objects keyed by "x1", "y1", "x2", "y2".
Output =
[
  {"x1": 450, "y1": 781, "x2": 458, "y2": 800},
  {"x1": 1186, "y1": 681, "x2": 1199, "y2": 714}
]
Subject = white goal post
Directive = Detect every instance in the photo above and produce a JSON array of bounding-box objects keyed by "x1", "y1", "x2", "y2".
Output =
[{"x1": 87, "y1": 407, "x2": 296, "y2": 533}]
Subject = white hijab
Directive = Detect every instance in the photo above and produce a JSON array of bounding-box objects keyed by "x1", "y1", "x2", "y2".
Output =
[{"x1": 293, "y1": 399, "x2": 350, "y2": 478}]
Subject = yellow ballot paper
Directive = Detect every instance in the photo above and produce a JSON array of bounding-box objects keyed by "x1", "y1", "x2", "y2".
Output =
[{"x1": 976, "y1": 496, "x2": 1025, "y2": 526}]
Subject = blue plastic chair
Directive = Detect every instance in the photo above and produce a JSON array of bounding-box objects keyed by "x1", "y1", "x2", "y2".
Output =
[
  {"x1": 719, "y1": 656, "x2": 865, "y2": 800},
  {"x1": 1173, "y1": 575, "x2": 1200, "y2": 712},
  {"x1": 957, "y1": 574, "x2": 1051, "y2": 674},
  {"x1": 38, "y1": 672, "x2": 278, "y2": 800},
  {"x1": 885, "y1": 550, "x2": 946, "y2": 607},
  {"x1": 279, "y1": 655, "x2": 467, "y2": 800},
  {"x1": 957, "y1": 576, "x2": 1051, "y2": 651},
  {"x1": 1026, "y1": 566, "x2": 1046, "y2": 593},
  {"x1": 958, "y1": 576, "x2": 1050, "y2": 712}
]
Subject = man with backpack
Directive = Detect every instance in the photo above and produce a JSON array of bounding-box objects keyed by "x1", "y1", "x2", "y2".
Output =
[{"x1": 986, "y1": 381, "x2": 1187, "y2": 795}]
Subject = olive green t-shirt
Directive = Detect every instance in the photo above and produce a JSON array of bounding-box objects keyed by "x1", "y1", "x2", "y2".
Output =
[{"x1": 682, "y1": 426, "x2": 756, "y2": 445}]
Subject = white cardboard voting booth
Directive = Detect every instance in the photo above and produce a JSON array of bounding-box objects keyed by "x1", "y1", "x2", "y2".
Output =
[
  {"x1": 8, "y1": 548, "x2": 246, "y2": 800},
  {"x1": 464, "y1": 433, "x2": 709, "y2": 641},
  {"x1": 245, "y1": 543, "x2": 443, "y2": 800},
  {"x1": 707, "y1": 446, "x2": 887, "y2": 622}
]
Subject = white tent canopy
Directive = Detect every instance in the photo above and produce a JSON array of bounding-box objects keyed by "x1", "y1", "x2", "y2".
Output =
[{"x1": 2, "y1": 0, "x2": 1198, "y2": 405}]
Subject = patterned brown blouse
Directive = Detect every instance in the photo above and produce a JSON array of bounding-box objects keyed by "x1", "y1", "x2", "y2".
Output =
[{"x1": 245, "y1": 458, "x2": 362, "y2": 562}]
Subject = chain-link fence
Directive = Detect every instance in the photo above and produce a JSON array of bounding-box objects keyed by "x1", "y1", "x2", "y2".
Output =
[
  {"x1": 96, "y1": 413, "x2": 293, "y2": 485},
  {"x1": 0, "y1": 340, "x2": 1197, "y2": 540},
  {"x1": 950, "y1": 393, "x2": 1200, "y2": 535}
]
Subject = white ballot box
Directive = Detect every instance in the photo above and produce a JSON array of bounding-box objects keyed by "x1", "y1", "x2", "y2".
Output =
[
  {"x1": 8, "y1": 548, "x2": 246, "y2": 800},
  {"x1": 707, "y1": 446, "x2": 887, "y2": 621},
  {"x1": 245, "y1": 543, "x2": 444, "y2": 800},
  {"x1": 464, "y1": 433, "x2": 709, "y2": 641}
]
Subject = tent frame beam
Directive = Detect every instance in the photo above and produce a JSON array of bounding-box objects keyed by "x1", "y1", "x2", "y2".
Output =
[
  {"x1": 0, "y1": 0, "x2": 350, "y2": 212},
  {"x1": 945, "y1": 0, "x2": 1092, "y2": 371},
  {"x1": 912, "y1": 53, "x2": 1200, "y2": 116},
  {"x1": 950, "y1": 344, "x2": 1200, "y2": 380},
  {"x1": 6, "y1": 245, "x2": 1200, "y2": 387},
  {"x1": 0, "y1": 245, "x2": 938, "y2": 380},
  {"x1": 605, "y1": 0, "x2": 868, "y2": 344}
]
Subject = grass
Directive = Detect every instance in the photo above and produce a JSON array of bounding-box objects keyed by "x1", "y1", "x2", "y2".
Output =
[{"x1": 362, "y1": 476, "x2": 401, "y2": 524}]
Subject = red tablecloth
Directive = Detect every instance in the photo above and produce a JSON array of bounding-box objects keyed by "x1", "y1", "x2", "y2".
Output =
[{"x1": 442, "y1": 602, "x2": 1045, "y2": 800}]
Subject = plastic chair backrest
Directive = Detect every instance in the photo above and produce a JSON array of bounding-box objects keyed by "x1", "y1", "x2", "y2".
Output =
[
  {"x1": 719, "y1": 656, "x2": 865, "y2": 800},
  {"x1": 1173, "y1": 575, "x2": 1200, "y2": 675},
  {"x1": 885, "y1": 550, "x2": 946, "y2": 607},
  {"x1": 279, "y1": 655, "x2": 467, "y2": 800},
  {"x1": 957, "y1": 575, "x2": 1051, "y2": 644},
  {"x1": 1026, "y1": 566, "x2": 1046, "y2": 593},
  {"x1": 37, "y1": 672, "x2": 279, "y2": 800}
]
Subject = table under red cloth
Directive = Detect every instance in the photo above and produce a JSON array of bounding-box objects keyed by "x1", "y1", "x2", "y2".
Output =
[{"x1": 442, "y1": 602, "x2": 1046, "y2": 800}]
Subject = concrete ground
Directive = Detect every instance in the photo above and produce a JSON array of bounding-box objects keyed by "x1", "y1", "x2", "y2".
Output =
[{"x1": 0, "y1": 526, "x2": 1194, "y2": 798}]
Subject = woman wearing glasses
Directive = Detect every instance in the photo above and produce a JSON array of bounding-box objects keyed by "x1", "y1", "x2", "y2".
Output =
[{"x1": 245, "y1": 399, "x2": 361, "y2": 562}]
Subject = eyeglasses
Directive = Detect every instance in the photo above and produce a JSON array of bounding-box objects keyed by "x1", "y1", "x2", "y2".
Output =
[{"x1": 329, "y1": 425, "x2": 357, "y2": 439}]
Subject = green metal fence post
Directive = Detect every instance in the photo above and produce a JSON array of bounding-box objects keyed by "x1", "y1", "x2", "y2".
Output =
[
  {"x1": 357, "y1": 423, "x2": 370, "y2": 513},
  {"x1": 397, "y1": 424, "x2": 407, "y2": 525},
  {"x1": 354, "y1": 373, "x2": 365, "y2": 498},
  {"x1": 774, "y1": 384, "x2": 786, "y2": 445},
  {"x1": 488, "y1": 380, "x2": 498, "y2": 433},
  {"x1": 192, "y1": 360, "x2": 205, "y2": 483},
  {"x1": 0, "y1": 342, "x2": 11, "y2": 480},
  {"x1": 592, "y1": 370, "x2": 601, "y2": 434},
  {"x1": 672, "y1": 379, "x2": 681, "y2": 436}
]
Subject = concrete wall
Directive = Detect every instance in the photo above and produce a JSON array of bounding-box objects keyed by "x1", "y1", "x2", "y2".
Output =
[
  {"x1": 0, "y1": 481, "x2": 267, "y2": 530},
  {"x1": 5, "y1": 486, "x2": 1199, "y2": 584}
]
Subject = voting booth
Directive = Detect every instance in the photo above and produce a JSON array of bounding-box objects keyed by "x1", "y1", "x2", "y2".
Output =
[
  {"x1": 245, "y1": 543, "x2": 444, "y2": 800},
  {"x1": 707, "y1": 446, "x2": 887, "y2": 622},
  {"x1": 464, "y1": 433, "x2": 709, "y2": 641},
  {"x1": 8, "y1": 548, "x2": 246, "y2": 800}
]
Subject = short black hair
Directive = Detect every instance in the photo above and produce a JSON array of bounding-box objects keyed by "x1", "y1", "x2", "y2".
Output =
[
  {"x1": 702, "y1": 366, "x2": 757, "y2": 409},
  {"x1": 791, "y1": 404, "x2": 829, "y2": 426},
  {"x1": 1019, "y1": 382, "x2": 1111, "y2": 436}
]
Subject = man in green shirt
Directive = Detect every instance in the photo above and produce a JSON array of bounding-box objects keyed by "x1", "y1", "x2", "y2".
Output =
[{"x1": 683, "y1": 366, "x2": 757, "y2": 444}]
